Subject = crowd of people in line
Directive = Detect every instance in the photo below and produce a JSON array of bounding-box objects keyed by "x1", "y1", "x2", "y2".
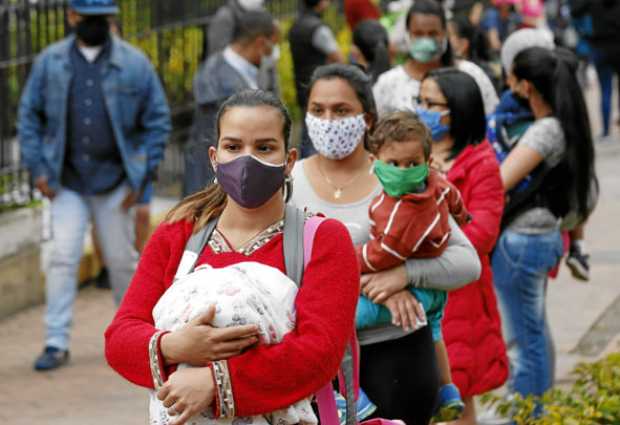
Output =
[{"x1": 16, "y1": 0, "x2": 615, "y2": 424}]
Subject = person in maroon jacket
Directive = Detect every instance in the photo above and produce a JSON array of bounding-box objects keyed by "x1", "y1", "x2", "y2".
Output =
[
  {"x1": 104, "y1": 90, "x2": 359, "y2": 425},
  {"x1": 418, "y1": 68, "x2": 508, "y2": 425},
  {"x1": 344, "y1": 0, "x2": 381, "y2": 30}
]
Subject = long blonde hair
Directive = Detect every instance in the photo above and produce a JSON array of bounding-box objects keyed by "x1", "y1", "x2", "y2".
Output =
[{"x1": 165, "y1": 90, "x2": 292, "y2": 233}]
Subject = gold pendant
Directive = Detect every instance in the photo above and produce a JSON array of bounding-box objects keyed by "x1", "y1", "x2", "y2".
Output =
[{"x1": 334, "y1": 189, "x2": 342, "y2": 199}]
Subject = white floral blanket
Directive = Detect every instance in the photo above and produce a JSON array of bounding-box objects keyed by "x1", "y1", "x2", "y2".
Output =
[{"x1": 149, "y1": 262, "x2": 317, "y2": 425}]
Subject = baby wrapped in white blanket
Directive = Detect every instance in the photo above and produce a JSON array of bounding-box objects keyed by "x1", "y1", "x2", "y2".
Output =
[{"x1": 149, "y1": 262, "x2": 318, "y2": 425}]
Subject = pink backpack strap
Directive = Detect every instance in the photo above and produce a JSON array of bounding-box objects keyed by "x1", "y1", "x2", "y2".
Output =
[
  {"x1": 304, "y1": 216, "x2": 361, "y2": 425},
  {"x1": 303, "y1": 215, "x2": 327, "y2": 268}
]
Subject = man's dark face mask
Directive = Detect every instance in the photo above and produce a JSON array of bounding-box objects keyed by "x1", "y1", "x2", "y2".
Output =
[{"x1": 76, "y1": 16, "x2": 110, "y2": 47}]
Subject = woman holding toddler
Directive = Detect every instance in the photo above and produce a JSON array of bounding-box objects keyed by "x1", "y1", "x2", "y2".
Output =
[{"x1": 290, "y1": 63, "x2": 481, "y2": 425}]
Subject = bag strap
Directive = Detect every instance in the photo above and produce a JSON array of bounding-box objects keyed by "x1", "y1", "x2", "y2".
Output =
[
  {"x1": 304, "y1": 215, "x2": 359, "y2": 425},
  {"x1": 501, "y1": 162, "x2": 552, "y2": 230},
  {"x1": 176, "y1": 205, "x2": 311, "y2": 284},
  {"x1": 284, "y1": 204, "x2": 306, "y2": 286},
  {"x1": 316, "y1": 340, "x2": 359, "y2": 425},
  {"x1": 175, "y1": 219, "x2": 218, "y2": 279},
  {"x1": 299, "y1": 214, "x2": 346, "y2": 425}
]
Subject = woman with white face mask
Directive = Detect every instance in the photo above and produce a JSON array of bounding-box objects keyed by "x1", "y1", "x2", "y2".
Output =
[
  {"x1": 373, "y1": 0, "x2": 499, "y2": 117},
  {"x1": 289, "y1": 63, "x2": 481, "y2": 425}
]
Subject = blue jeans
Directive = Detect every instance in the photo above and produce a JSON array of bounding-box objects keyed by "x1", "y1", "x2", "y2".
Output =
[
  {"x1": 45, "y1": 184, "x2": 138, "y2": 350},
  {"x1": 491, "y1": 229, "x2": 563, "y2": 399},
  {"x1": 591, "y1": 48, "x2": 614, "y2": 137}
]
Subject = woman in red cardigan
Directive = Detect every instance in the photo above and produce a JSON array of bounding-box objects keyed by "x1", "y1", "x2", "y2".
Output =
[
  {"x1": 104, "y1": 90, "x2": 360, "y2": 425},
  {"x1": 416, "y1": 68, "x2": 508, "y2": 424}
]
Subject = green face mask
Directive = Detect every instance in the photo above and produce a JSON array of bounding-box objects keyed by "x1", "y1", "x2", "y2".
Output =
[
  {"x1": 409, "y1": 37, "x2": 440, "y2": 63},
  {"x1": 373, "y1": 160, "x2": 429, "y2": 197}
]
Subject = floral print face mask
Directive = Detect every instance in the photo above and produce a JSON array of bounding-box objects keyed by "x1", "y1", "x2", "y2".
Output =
[{"x1": 305, "y1": 113, "x2": 367, "y2": 160}]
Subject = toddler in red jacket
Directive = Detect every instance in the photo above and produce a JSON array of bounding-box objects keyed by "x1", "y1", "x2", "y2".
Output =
[{"x1": 356, "y1": 111, "x2": 471, "y2": 422}]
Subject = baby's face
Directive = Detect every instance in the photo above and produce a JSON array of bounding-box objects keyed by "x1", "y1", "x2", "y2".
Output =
[{"x1": 376, "y1": 138, "x2": 429, "y2": 169}]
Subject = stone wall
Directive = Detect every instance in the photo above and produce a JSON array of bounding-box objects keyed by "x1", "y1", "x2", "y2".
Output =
[{"x1": 0, "y1": 207, "x2": 44, "y2": 320}]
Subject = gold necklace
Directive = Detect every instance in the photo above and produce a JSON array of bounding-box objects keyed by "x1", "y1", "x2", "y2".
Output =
[{"x1": 316, "y1": 159, "x2": 370, "y2": 200}]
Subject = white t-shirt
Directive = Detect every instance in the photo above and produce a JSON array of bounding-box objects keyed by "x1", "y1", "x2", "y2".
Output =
[{"x1": 78, "y1": 46, "x2": 103, "y2": 63}]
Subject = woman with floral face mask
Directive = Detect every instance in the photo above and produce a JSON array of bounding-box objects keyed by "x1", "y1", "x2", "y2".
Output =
[
  {"x1": 290, "y1": 63, "x2": 481, "y2": 425},
  {"x1": 373, "y1": 0, "x2": 499, "y2": 117},
  {"x1": 105, "y1": 90, "x2": 360, "y2": 425}
]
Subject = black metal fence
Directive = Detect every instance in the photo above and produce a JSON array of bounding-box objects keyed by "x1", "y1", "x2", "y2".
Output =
[{"x1": 0, "y1": 0, "x2": 299, "y2": 209}]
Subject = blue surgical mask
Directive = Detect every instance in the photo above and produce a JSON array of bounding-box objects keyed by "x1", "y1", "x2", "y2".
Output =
[{"x1": 415, "y1": 107, "x2": 450, "y2": 141}]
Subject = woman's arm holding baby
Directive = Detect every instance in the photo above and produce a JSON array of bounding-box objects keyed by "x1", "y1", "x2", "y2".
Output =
[
  {"x1": 361, "y1": 216, "x2": 481, "y2": 303},
  {"x1": 161, "y1": 306, "x2": 259, "y2": 366},
  {"x1": 106, "y1": 221, "x2": 260, "y2": 389}
]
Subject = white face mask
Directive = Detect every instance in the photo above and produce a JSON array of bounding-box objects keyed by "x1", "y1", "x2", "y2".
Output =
[
  {"x1": 306, "y1": 113, "x2": 367, "y2": 160},
  {"x1": 238, "y1": 0, "x2": 264, "y2": 10}
]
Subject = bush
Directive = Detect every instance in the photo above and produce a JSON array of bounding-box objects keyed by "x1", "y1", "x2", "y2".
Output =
[{"x1": 482, "y1": 352, "x2": 620, "y2": 425}]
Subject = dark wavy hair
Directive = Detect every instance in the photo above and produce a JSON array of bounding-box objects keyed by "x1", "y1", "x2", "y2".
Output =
[
  {"x1": 421, "y1": 68, "x2": 486, "y2": 158},
  {"x1": 167, "y1": 89, "x2": 293, "y2": 231},
  {"x1": 512, "y1": 47, "x2": 597, "y2": 218},
  {"x1": 308, "y1": 63, "x2": 378, "y2": 132},
  {"x1": 215, "y1": 89, "x2": 291, "y2": 147},
  {"x1": 450, "y1": 16, "x2": 491, "y2": 63}
]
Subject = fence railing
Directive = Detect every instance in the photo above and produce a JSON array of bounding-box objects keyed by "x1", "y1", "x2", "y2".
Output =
[{"x1": 0, "y1": 0, "x2": 299, "y2": 209}]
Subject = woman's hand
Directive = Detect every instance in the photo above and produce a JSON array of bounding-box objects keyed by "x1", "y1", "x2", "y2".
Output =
[
  {"x1": 157, "y1": 366, "x2": 215, "y2": 425},
  {"x1": 161, "y1": 305, "x2": 259, "y2": 366},
  {"x1": 360, "y1": 265, "x2": 409, "y2": 304},
  {"x1": 383, "y1": 290, "x2": 426, "y2": 332}
]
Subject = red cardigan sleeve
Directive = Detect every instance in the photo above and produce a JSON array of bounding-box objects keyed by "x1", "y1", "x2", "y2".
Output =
[
  {"x1": 104, "y1": 221, "x2": 188, "y2": 388},
  {"x1": 460, "y1": 157, "x2": 504, "y2": 256},
  {"x1": 227, "y1": 218, "x2": 360, "y2": 416}
]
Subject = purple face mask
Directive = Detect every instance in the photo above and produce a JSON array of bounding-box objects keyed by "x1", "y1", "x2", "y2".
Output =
[{"x1": 215, "y1": 155, "x2": 286, "y2": 209}]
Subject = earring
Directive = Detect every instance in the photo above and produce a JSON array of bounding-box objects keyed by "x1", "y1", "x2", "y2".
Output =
[{"x1": 283, "y1": 175, "x2": 293, "y2": 201}]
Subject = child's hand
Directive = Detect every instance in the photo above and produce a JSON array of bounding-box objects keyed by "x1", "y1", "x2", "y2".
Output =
[
  {"x1": 383, "y1": 290, "x2": 426, "y2": 332},
  {"x1": 361, "y1": 265, "x2": 409, "y2": 304}
]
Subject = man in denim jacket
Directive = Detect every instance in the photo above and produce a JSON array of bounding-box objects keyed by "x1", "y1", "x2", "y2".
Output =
[{"x1": 18, "y1": 0, "x2": 171, "y2": 371}]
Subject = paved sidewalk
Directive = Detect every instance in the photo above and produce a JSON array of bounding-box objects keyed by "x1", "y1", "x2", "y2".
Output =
[{"x1": 0, "y1": 287, "x2": 146, "y2": 424}]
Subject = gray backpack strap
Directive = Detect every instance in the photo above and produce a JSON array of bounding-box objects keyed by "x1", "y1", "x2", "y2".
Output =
[
  {"x1": 174, "y1": 219, "x2": 218, "y2": 279},
  {"x1": 284, "y1": 207, "x2": 356, "y2": 425},
  {"x1": 283, "y1": 205, "x2": 305, "y2": 287},
  {"x1": 341, "y1": 346, "x2": 357, "y2": 425}
]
